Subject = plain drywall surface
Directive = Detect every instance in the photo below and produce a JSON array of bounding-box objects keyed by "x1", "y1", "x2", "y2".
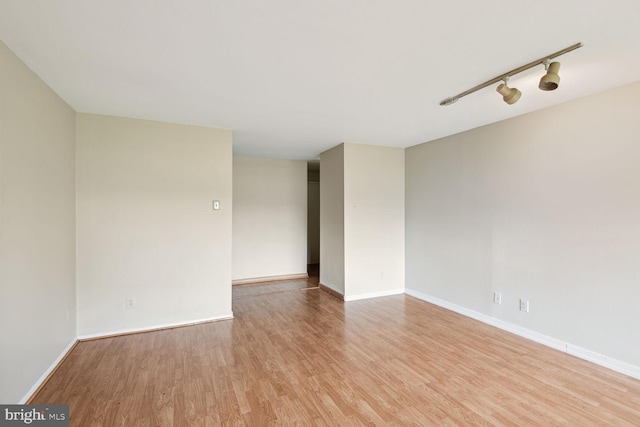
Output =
[
  {"x1": 344, "y1": 144, "x2": 405, "y2": 297},
  {"x1": 232, "y1": 157, "x2": 307, "y2": 280},
  {"x1": 320, "y1": 145, "x2": 345, "y2": 294},
  {"x1": 76, "y1": 114, "x2": 232, "y2": 336},
  {"x1": 0, "y1": 41, "x2": 76, "y2": 403},
  {"x1": 406, "y1": 81, "x2": 640, "y2": 367},
  {"x1": 308, "y1": 181, "x2": 320, "y2": 264}
]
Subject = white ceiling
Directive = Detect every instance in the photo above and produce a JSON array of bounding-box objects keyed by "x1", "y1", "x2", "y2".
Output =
[{"x1": 2, "y1": 1, "x2": 640, "y2": 160}]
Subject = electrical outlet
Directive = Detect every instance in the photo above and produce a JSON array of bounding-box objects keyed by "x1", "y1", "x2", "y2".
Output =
[
  {"x1": 520, "y1": 299, "x2": 530, "y2": 312},
  {"x1": 126, "y1": 298, "x2": 136, "y2": 309},
  {"x1": 493, "y1": 292, "x2": 502, "y2": 304}
]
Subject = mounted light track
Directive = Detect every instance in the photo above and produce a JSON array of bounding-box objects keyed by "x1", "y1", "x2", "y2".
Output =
[{"x1": 439, "y1": 42, "x2": 583, "y2": 106}]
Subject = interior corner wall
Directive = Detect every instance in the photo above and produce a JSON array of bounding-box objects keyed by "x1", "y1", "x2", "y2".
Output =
[
  {"x1": 232, "y1": 156, "x2": 307, "y2": 281},
  {"x1": 405, "y1": 81, "x2": 640, "y2": 368},
  {"x1": 320, "y1": 145, "x2": 345, "y2": 294},
  {"x1": 76, "y1": 114, "x2": 233, "y2": 337},
  {"x1": 343, "y1": 143, "x2": 405, "y2": 299},
  {"x1": 0, "y1": 41, "x2": 77, "y2": 403}
]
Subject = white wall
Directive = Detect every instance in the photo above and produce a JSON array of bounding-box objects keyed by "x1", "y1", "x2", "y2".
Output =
[
  {"x1": 76, "y1": 114, "x2": 232, "y2": 337},
  {"x1": 232, "y1": 157, "x2": 307, "y2": 281},
  {"x1": 406, "y1": 81, "x2": 640, "y2": 369},
  {"x1": 344, "y1": 144, "x2": 405, "y2": 299},
  {"x1": 320, "y1": 145, "x2": 345, "y2": 294},
  {"x1": 0, "y1": 41, "x2": 77, "y2": 403}
]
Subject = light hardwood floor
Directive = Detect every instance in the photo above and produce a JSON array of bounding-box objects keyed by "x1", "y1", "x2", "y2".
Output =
[
  {"x1": 33, "y1": 277, "x2": 640, "y2": 426},
  {"x1": 232, "y1": 276, "x2": 318, "y2": 300}
]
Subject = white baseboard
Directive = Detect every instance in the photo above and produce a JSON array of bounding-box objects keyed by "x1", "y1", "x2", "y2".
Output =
[
  {"x1": 405, "y1": 288, "x2": 640, "y2": 381},
  {"x1": 344, "y1": 288, "x2": 405, "y2": 302},
  {"x1": 20, "y1": 338, "x2": 77, "y2": 404},
  {"x1": 77, "y1": 313, "x2": 234, "y2": 341},
  {"x1": 318, "y1": 283, "x2": 344, "y2": 300},
  {"x1": 566, "y1": 343, "x2": 640, "y2": 379}
]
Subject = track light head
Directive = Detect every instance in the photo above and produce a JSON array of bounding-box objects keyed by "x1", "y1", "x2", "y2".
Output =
[
  {"x1": 539, "y1": 61, "x2": 561, "y2": 91},
  {"x1": 496, "y1": 82, "x2": 521, "y2": 105}
]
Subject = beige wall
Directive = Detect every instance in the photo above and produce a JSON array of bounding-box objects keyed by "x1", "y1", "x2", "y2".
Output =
[
  {"x1": 76, "y1": 114, "x2": 233, "y2": 337},
  {"x1": 0, "y1": 42, "x2": 77, "y2": 403},
  {"x1": 406, "y1": 81, "x2": 640, "y2": 370},
  {"x1": 232, "y1": 157, "x2": 307, "y2": 280},
  {"x1": 344, "y1": 144, "x2": 405, "y2": 299},
  {"x1": 320, "y1": 145, "x2": 345, "y2": 294}
]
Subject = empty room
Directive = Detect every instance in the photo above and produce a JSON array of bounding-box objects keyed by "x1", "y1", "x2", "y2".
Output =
[{"x1": 1, "y1": 1, "x2": 640, "y2": 425}]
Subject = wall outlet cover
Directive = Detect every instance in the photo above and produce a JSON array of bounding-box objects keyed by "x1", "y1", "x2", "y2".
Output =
[{"x1": 493, "y1": 292, "x2": 502, "y2": 304}]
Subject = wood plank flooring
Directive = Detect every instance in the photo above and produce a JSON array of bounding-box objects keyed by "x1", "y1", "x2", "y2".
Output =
[
  {"x1": 232, "y1": 277, "x2": 318, "y2": 300},
  {"x1": 33, "y1": 277, "x2": 640, "y2": 426}
]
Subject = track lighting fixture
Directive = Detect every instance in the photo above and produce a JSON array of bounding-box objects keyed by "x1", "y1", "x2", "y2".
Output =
[
  {"x1": 496, "y1": 78, "x2": 521, "y2": 105},
  {"x1": 439, "y1": 42, "x2": 582, "y2": 106},
  {"x1": 539, "y1": 60, "x2": 561, "y2": 91}
]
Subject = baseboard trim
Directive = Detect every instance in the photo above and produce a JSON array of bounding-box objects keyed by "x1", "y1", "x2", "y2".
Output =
[
  {"x1": 233, "y1": 273, "x2": 308, "y2": 286},
  {"x1": 405, "y1": 288, "x2": 640, "y2": 381},
  {"x1": 344, "y1": 288, "x2": 405, "y2": 302},
  {"x1": 77, "y1": 314, "x2": 234, "y2": 341},
  {"x1": 319, "y1": 283, "x2": 344, "y2": 301},
  {"x1": 566, "y1": 343, "x2": 640, "y2": 379},
  {"x1": 22, "y1": 338, "x2": 78, "y2": 404}
]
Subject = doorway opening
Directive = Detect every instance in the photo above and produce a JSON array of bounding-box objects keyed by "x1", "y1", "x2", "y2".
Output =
[{"x1": 307, "y1": 160, "x2": 320, "y2": 282}]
